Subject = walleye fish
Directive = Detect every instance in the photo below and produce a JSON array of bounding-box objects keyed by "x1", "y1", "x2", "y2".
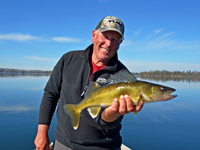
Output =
[{"x1": 63, "y1": 70, "x2": 177, "y2": 130}]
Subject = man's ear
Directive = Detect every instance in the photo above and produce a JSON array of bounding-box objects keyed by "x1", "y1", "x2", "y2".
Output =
[
  {"x1": 92, "y1": 30, "x2": 97, "y2": 42},
  {"x1": 119, "y1": 38, "x2": 123, "y2": 44}
]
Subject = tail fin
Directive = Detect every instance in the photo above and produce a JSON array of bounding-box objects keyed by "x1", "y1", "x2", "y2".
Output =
[{"x1": 63, "y1": 104, "x2": 80, "y2": 130}]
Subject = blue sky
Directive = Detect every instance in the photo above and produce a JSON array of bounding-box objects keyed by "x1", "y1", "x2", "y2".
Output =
[{"x1": 0, "y1": 0, "x2": 199, "y2": 72}]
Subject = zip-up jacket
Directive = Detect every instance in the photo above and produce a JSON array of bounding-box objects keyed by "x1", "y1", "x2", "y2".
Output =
[{"x1": 38, "y1": 44, "x2": 128, "y2": 150}]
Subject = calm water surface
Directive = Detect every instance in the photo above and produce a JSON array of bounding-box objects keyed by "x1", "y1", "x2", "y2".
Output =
[{"x1": 0, "y1": 76, "x2": 199, "y2": 150}]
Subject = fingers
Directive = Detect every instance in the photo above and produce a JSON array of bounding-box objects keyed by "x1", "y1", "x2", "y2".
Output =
[
  {"x1": 118, "y1": 95, "x2": 144, "y2": 115},
  {"x1": 101, "y1": 95, "x2": 144, "y2": 123},
  {"x1": 111, "y1": 98, "x2": 119, "y2": 112},
  {"x1": 119, "y1": 95, "x2": 127, "y2": 113},
  {"x1": 125, "y1": 95, "x2": 135, "y2": 112},
  {"x1": 34, "y1": 131, "x2": 50, "y2": 150}
]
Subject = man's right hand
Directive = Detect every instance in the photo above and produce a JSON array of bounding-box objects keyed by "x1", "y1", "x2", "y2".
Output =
[
  {"x1": 34, "y1": 124, "x2": 50, "y2": 150},
  {"x1": 101, "y1": 95, "x2": 144, "y2": 122}
]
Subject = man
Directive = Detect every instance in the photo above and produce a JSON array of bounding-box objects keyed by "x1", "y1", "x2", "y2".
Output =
[{"x1": 34, "y1": 16, "x2": 143, "y2": 150}]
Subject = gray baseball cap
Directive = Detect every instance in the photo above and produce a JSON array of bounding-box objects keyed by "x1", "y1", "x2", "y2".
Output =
[{"x1": 95, "y1": 16, "x2": 124, "y2": 38}]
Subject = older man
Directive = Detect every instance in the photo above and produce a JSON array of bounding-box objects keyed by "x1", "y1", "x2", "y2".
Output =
[{"x1": 34, "y1": 16, "x2": 143, "y2": 150}]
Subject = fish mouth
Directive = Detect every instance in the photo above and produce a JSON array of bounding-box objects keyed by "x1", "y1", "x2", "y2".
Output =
[
  {"x1": 163, "y1": 90, "x2": 177, "y2": 101},
  {"x1": 162, "y1": 88, "x2": 177, "y2": 101},
  {"x1": 153, "y1": 90, "x2": 177, "y2": 101},
  {"x1": 166, "y1": 94, "x2": 177, "y2": 100}
]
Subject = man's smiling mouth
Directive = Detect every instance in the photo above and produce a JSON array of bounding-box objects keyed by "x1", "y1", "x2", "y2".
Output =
[{"x1": 101, "y1": 47, "x2": 109, "y2": 52}]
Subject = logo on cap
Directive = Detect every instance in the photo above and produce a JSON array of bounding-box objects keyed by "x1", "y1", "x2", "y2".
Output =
[{"x1": 103, "y1": 18, "x2": 123, "y2": 28}]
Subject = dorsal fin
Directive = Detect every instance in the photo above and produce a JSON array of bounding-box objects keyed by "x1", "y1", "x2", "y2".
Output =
[{"x1": 107, "y1": 70, "x2": 137, "y2": 85}]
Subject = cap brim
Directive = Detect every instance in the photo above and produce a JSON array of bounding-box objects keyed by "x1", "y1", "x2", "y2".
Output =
[{"x1": 98, "y1": 28, "x2": 124, "y2": 38}]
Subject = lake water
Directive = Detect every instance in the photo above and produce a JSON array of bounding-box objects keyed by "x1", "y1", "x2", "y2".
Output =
[{"x1": 0, "y1": 75, "x2": 199, "y2": 150}]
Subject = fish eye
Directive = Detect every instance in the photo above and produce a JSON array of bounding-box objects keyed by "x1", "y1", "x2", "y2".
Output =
[{"x1": 161, "y1": 87, "x2": 167, "y2": 91}]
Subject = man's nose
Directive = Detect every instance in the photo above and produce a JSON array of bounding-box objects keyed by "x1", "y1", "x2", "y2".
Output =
[{"x1": 105, "y1": 38, "x2": 112, "y2": 47}]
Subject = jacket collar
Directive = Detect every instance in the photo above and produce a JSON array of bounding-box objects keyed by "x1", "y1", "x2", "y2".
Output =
[{"x1": 80, "y1": 44, "x2": 93, "y2": 62}]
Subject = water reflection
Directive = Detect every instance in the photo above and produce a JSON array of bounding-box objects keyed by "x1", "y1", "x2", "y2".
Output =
[
  {"x1": 0, "y1": 106, "x2": 37, "y2": 112},
  {"x1": 0, "y1": 74, "x2": 50, "y2": 77}
]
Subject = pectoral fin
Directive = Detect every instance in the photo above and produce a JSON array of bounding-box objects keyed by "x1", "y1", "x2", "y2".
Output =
[
  {"x1": 87, "y1": 107, "x2": 101, "y2": 118},
  {"x1": 137, "y1": 95, "x2": 143, "y2": 106},
  {"x1": 132, "y1": 95, "x2": 143, "y2": 115}
]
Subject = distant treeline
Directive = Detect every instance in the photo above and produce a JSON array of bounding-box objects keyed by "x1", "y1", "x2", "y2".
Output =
[
  {"x1": 0, "y1": 68, "x2": 52, "y2": 76},
  {"x1": 1, "y1": 68, "x2": 200, "y2": 81},
  {"x1": 139, "y1": 70, "x2": 200, "y2": 82},
  {"x1": 140, "y1": 70, "x2": 200, "y2": 77},
  {"x1": 1, "y1": 68, "x2": 141, "y2": 77}
]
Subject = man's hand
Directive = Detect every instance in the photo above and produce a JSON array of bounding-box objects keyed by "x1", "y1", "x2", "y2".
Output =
[
  {"x1": 101, "y1": 95, "x2": 144, "y2": 122},
  {"x1": 34, "y1": 124, "x2": 50, "y2": 150}
]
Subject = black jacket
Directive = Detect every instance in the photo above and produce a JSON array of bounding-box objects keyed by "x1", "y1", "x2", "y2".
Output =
[{"x1": 38, "y1": 44, "x2": 128, "y2": 150}]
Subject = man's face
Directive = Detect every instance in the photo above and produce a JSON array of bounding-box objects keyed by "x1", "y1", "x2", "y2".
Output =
[{"x1": 92, "y1": 30, "x2": 122, "y2": 65}]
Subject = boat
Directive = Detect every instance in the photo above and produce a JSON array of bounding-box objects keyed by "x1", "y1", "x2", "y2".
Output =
[{"x1": 34, "y1": 142, "x2": 132, "y2": 150}]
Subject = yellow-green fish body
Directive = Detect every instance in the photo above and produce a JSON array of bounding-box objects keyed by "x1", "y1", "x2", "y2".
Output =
[{"x1": 63, "y1": 71, "x2": 177, "y2": 130}]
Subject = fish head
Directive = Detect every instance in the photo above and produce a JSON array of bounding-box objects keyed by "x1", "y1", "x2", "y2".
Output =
[{"x1": 143, "y1": 83, "x2": 177, "y2": 102}]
